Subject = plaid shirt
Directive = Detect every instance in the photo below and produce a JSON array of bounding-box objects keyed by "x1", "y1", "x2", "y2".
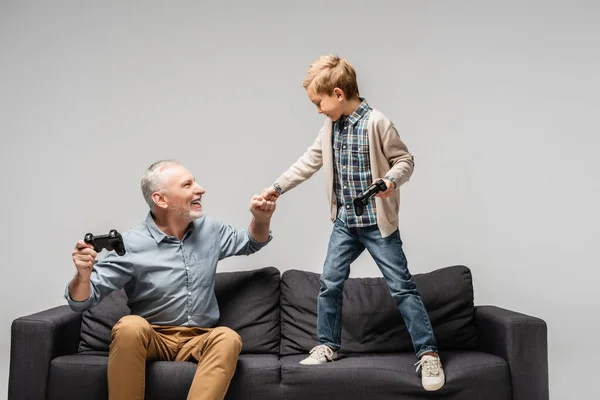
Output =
[{"x1": 333, "y1": 98, "x2": 376, "y2": 227}]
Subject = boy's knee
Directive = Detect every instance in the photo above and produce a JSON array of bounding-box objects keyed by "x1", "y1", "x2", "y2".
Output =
[
  {"x1": 111, "y1": 315, "x2": 151, "y2": 342},
  {"x1": 319, "y1": 276, "x2": 345, "y2": 293}
]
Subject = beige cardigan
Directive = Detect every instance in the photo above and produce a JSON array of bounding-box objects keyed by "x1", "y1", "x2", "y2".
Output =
[{"x1": 275, "y1": 109, "x2": 414, "y2": 238}]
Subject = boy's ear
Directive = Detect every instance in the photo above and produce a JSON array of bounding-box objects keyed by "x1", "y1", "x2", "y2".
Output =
[{"x1": 333, "y1": 87, "x2": 345, "y2": 101}]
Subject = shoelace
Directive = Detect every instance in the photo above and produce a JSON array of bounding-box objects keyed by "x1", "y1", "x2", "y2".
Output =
[
  {"x1": 415, "y1": 357, "x2": 440, "y2": 377},
  {"x1": 309, "y1": 345, "x2": 335, "y2": 361}
]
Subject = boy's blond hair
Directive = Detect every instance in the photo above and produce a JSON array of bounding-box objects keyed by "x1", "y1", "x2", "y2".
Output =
[{"x1": 302, "y1": 54, "x2": 359, "y2": 98}]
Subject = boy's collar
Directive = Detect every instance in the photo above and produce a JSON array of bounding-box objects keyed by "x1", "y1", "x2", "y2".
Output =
[{"x1": 345, "y1": 97, "x2": 370, "y2": 126}]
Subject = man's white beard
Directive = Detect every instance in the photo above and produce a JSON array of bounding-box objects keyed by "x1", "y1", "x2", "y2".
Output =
[{"x1": 172, "y1": 205, "x2": 202, "y2": 222}]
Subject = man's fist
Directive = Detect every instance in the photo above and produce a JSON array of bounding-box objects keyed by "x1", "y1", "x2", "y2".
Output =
[
  {"x1": 249, "y1": 195, "x2": 276, "y2": 220},
  {"x1": 72, "y1": 240, "x2": 97, "y2": 281}
]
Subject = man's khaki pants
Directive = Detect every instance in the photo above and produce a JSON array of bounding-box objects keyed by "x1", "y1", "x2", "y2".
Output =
[{"x1": 108, "y1": 315, "x2": 242, "y2": 400}]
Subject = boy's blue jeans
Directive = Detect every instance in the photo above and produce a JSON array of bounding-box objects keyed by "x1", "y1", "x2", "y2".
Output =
[{"x1": 317, "y1": 218, "x2": 438, "y2": 358}]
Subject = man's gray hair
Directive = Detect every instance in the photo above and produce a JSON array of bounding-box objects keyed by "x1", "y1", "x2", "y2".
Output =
[{"x1": 140, "y1": 160, "x2": 180, "y2": 209}]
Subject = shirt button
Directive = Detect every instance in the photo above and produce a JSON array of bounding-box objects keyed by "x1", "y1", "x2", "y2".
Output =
[
  {"x1": 188, "y1": 291, "x2": 191, "y2": 296},
  {"x1": 346, "y1": 204, "x2": 350, "y2": 209},
  {"x1": 343, "y1": 166, "x2": 346, "y2": 169},
  {"x1": 343, "y1": 145, "x2": 346, "y2": 149},
  {"x1": 186, "y1": 267, "x2": 189, "y2": 271},
  {"x1": 343, "y1": 185, "x2": 347, "y2": 189}
]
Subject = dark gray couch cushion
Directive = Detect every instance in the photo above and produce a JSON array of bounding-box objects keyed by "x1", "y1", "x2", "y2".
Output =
[
  {"x1": 214, "y1": 267, "x2": 281, "y2": 354},
  {"x1": 77, "y1": 289, "x2": 129, "y2": 353},
  {"x1": 78, "y1": 266, "x2": 280, "y2": 354},
  {"x1": 280, "y1": 265, "x2": 478, "y2": 355},
  {"x1": 47, "y1": 353, "x2": 281, "y2": 400},
  {"x1": 279, "y1": 351, "x2": 509, "y2": 400}
]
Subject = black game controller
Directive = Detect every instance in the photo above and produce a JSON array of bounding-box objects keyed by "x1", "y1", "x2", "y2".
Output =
[
  {"x1": 84, "y1": 230, "x2": 126, "y2": 256},
  {"x1": 353, "y1": 179, "x2": 388, "y2": 216}
]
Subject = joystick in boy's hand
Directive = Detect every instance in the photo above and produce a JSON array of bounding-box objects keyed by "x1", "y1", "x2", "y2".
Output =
[{"x1": 353, "y1": 179, "x2": 388, "y2": 216}]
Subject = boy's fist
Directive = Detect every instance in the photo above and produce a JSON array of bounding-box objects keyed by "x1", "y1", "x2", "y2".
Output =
[
  {"x1": 374, "y1": 179, "x2": 395, "y2": 198},
  {"x1": 261, "y1": 186, "x2": 280, "y2": 202}
]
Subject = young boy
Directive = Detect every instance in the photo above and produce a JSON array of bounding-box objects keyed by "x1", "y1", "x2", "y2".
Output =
[{"x1": 261, "y1": 54, "x2": 445, "y2": 391}]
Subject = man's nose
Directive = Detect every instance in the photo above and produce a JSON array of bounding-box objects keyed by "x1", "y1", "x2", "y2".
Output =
[{"x1": 195, "y1": 184, "x2": 205, "y2": 194}]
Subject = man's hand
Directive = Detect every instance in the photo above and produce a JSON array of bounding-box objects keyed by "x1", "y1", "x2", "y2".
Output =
[
  {"x1": 69, "y1": 240, "x2": 96, "y2": 301},
  {"x1": 261, "y1": 186, "x2": 280, "y2": 202},
  {"x1": 249, "y1": 195, "x2": 276, "y2": 243},
  {"x1": 250, "y1": 195, "x2": 276, "y2": 220},
  {"x1": 374, "y1": 179, "x2": 395, "y2": 198},
  {"x1": 72, "y1": 240, "x2": 97, "y2": 281}
]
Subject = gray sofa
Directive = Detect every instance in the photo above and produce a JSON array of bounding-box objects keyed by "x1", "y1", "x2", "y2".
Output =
[{"x1": 9, "y1": 265, "x2": 549, "y2": 400}]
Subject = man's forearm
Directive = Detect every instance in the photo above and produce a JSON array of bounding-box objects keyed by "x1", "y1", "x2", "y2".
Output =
[
  {"x1": 249, "y1": 217, "x2": 271, "y2": 243},
  {"x1": 68, "y1": 274, "x2": 91, "y2": 301}
]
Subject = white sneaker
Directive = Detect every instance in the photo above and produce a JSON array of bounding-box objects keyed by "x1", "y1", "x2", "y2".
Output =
[
  {"x1": 415, "y1": 355, "x2": 445, "y2": 391},
  {"x1": 299, "y1": 345, "x2": 338, "y2": 365}
]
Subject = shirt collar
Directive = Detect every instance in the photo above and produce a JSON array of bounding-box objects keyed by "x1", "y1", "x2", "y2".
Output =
[
  {"x1": 346, "y1": 97, "x2": 370, "y2": 126},
  {"x1": 144, "y1": 211, "x2": 196, "y2": 243}
]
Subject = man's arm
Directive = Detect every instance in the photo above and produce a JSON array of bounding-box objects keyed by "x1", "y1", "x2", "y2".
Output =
[
  {"x1": 69, "y1": 273, "x2": 92, "y2": 301},
  {"x1": 249, "y1": 216, "x2": 271, "y2": 243},
  {"x1": 217, "y1": 195, "x2": 276, "y2": 260},
  {"x1": 68, "y1": 240, "x2": 95, "y2": 302},
  {"x1": 65, "y1": 240, "x2": 132, "y2": 312}
]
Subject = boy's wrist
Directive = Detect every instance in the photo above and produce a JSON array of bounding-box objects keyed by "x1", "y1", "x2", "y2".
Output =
[
  {"x1": 273, "y1": 182, "x2": 284, "y2": 195},
  {"x1": 384, "y1": 175, "x2": 397, "y2": 189}
]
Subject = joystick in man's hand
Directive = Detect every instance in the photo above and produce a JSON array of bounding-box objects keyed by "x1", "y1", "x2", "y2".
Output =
[{"x1": 84, "y1": 229, "x2": 126, "y2": 256}]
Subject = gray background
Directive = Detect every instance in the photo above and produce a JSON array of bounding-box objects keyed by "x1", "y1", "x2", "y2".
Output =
[{"x1": 1, "y1": 1, "x2": 598, "y2": 399}]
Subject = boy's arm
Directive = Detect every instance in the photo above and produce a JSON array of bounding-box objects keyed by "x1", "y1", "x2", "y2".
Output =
[
  {"x1": 270, "y1": 128, "x2": 324, "y2": 195},
  {"x1": 381, "y1": 123, "x2": 414, "y2": 188}
]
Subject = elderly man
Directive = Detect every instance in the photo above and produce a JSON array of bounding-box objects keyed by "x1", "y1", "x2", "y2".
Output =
[{"x1": 65, "y1": 160, "x2": 276, "y2": 400}]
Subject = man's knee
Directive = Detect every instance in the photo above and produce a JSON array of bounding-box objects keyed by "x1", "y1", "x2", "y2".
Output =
[
  {"x1": 111, "y1": 315, "x2": 151, "y2": 343},
  {"x1": 209, "y1": 327, "x2": 242, "y2": 353}
]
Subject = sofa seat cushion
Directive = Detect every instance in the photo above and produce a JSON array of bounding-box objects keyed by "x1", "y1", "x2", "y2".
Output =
[
  {"x1": 280, "y1": 265, "x2": 478, "y2": 355},
  {"x1": 47, "y1": 353, "x2": 281, "y2": 400},
  {"x1": 279, "y1": 350, "x2": 509, "y2": 400},
  {"x1": 78, "y1": 266, "x2": 281, "y2": 354}
]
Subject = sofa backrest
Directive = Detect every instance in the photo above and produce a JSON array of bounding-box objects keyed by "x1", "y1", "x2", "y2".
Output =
[
  {"x1": 77, "y1": 266, "x2": 281, "y2": 354},
  {"x1": 280, "y1": 265, "x2": 479, "y2": 355}
]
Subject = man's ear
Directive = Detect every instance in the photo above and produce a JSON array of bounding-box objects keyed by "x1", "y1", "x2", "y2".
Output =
[
  {"x1": 152, "y1": 191, "x2": 168, "y2": 210},
  {"x1": 333, "y1": 87, "x2": 345, "y2": 101}
]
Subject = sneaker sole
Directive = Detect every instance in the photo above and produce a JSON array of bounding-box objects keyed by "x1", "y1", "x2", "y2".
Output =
[
  {"x1": 299, "y1": 356, "x2": 338, "y2": 365},
  {"x1": 299, "y1": 361, "x2": 326, "y2": 365},
  {"x1": 423, "y1": 381, "x2": 445, "y2": 391}
]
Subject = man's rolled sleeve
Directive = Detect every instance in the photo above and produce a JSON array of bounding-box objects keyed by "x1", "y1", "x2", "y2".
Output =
[
  {"x1": 218, "y1": 222, "x2": 273, "y2": 259},
  {"x1": 247, "y1": 229, "x2": 273, "y2": 251},
  {"x1": 63, "y1": 250, "x2": 132, "y2": 313},
  {"x1": 63, "y1": 281, "x2": 93, "y2": 312}
]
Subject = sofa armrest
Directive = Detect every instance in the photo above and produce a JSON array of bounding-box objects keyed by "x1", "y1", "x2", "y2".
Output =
[
  {"x1": 8, "y1": 305, "x2": 82, "y2": 400},
  {"x1": 475, "y1": 305, "x2": 548, "y2": 400}
]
